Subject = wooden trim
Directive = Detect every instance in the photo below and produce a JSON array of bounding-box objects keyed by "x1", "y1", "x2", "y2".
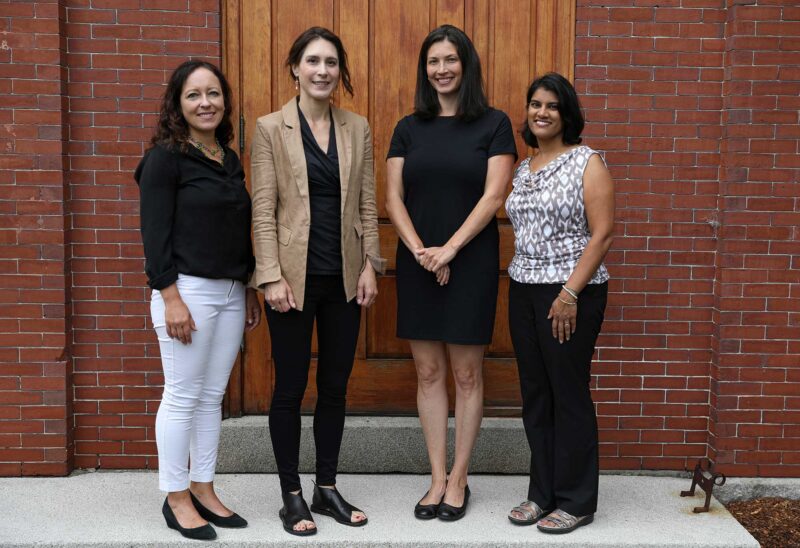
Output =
[{"x1": 222, "y1": 0, "x2": 243, "y2": 418}]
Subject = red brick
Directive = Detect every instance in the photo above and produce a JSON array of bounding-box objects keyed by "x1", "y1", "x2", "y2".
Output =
[{"x1": 0, "y1": 0, "x2": 797, "y2": 479}]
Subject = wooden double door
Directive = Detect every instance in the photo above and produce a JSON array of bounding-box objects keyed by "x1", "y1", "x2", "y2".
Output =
[{"x1": 221, "y1": 0, "x2": 576, "y2": 416}]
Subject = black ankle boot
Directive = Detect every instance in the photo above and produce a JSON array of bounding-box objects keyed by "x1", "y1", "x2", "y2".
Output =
[
  {"x1": 279, "y1": 491, "x2": 317, "y2": 537},
  {"x1": 310, "y1": 483, "x2": 368, "y2": 527}
]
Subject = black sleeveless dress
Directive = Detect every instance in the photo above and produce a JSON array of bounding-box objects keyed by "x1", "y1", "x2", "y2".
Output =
[{"x1": 387, "y1": 108, "x2": 517, "y2": 344}]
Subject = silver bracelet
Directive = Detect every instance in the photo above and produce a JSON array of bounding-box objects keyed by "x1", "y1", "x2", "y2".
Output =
[
  {"x1": 558, "y1": 297, "x2": 577, "y2": 306},
  {"x1": 562, "y1": 285, "x2": 579, "y2": 300}
]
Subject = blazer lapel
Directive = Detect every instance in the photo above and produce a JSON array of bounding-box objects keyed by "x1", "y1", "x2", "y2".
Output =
[
  {"x1": 280, "y1": 99, "x2": 310, "y2": 219},
  {"x1": 332, "y1": 107, "x2": 352, "y2": 215}
]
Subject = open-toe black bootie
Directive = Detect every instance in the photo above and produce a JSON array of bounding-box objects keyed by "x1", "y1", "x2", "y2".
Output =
[
  {"x1": 310, "y1": 483, "x2": 368, "y2": 527},
  {"x1": 279, "y1": 491, "x2": 317, "y2": 537}
]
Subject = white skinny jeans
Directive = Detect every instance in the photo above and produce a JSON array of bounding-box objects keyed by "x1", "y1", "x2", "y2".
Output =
[{"x1": 151, "y1": 274, "x2": 245, "y2": 492}]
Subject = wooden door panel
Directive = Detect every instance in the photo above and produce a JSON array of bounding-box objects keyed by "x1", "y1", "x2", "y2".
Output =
[
  {"x1": 226, "y1": 0, "x2": 576, "y2": 416},
  {"x1": 366, "y1": 276, "x2": 405, "y2": 357},
  {"x1": 371, "y1": 0, "x2": 429, "y2": 219},
  {"x1": 239, "y1": 0, "x2": 273, "y2": 415},
  {"x1": 337, "y1": 0, "x2": 370, "y2": 117}
]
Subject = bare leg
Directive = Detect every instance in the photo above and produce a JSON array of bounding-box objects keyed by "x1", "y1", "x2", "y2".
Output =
[
  {"x1": 167, "y1": 489, "x2": 207, "y2": 528},
  {"x1": 410, "y1": 339, "x2": 449, "y2": 505},
  {"x1": 444, "y1": 343, "x2": 485, "y2": 507}
]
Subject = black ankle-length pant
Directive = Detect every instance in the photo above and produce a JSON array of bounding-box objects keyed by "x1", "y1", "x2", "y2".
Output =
[
  {"x1": 508, "y1": 281, "x2": 607, "y2": 516},
  {"x1": 266, "y1": 275, "x2": 361, "y2": 494}
]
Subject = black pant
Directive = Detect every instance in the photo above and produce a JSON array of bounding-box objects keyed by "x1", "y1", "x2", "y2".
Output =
[
  {"x1": 266, "y1": 275, "x2": 361, "y2": 493},
  {"x1": 508, "y1": 281, "x2": 607, "y2": 516}
]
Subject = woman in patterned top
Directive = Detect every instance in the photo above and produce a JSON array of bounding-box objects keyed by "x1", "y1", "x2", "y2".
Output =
[{"x1": 504, "y1": 73, "x2": 615, "y2": 534}]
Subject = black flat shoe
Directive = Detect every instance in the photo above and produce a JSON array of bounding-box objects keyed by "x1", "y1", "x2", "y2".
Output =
[
  {"x1": 279, "y1": 490, "x2": 317, "y2": 537},
  {"x1": 437, "y1": 485, "x2": 470, "y2": 521},
  {"x1": 310, "y1": 483, "x2": 368, "y2": 527},
  {"x1": 189, "y1": 492, "x2": 248, "y2": 528},
  {"x1": 414, "y1": 488, "x2": 446, "y2": 520},
  {"x1": 162, "y1": 497, "x2": 217, "y2": 540}
]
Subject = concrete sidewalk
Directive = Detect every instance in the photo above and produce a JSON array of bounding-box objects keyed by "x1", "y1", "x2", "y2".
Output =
[{"x1": 0, "y1": 472, "x2": 757, "y2": 547}]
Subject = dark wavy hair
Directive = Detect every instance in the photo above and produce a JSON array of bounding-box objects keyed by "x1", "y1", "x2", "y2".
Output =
[
  {"x1": 285, "y1": 27, "x2": 353, "y2": 97},
  {"x1": 151, "y1": 60, "x2": 234, "y2": 150},
  {"x1": 414, "y1": 25, "x2": 487, "y2": 122},
  {"x1": 521, "y1": 72, "x2": 584, "y2": 148}
]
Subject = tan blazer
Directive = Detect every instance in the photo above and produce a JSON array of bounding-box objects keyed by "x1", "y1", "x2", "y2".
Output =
[{"x1": 251, "y1": 99, "x2": 386, "y2": 310}]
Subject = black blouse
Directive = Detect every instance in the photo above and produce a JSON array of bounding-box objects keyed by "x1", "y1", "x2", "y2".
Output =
[
  {"x1": 134, "y1": 143, "x2": 254, "y2": 290},
  {"x1": 298, "y1": 104, "x2": 342, "y2": 275}
]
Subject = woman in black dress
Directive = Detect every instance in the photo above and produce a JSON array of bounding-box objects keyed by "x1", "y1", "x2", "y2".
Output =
[{"x1": 385, "y1": 25, "x2": 516, "y2": 521}]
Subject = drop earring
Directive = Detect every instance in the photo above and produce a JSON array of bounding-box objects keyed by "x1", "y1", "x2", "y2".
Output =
[{"x1": 294, "y1": 76, "x2": 299, "y2": 90}]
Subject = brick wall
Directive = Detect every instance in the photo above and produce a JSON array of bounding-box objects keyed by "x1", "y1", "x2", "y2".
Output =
[
  {"x1": 0, "y1": 0, "x2": 220, "y2": 474},
  {"x1": 576, "y1": 0, "x2": 799, "y2": 475},
  {"x1": 65, "y1": 0, "x2": 220, "y2": 470},
  {"x1": 0, "y1": 0, "x2": 72, "y2": 476},
  {"x1": 712, "y1": 0, "x2": 800, "y2": 477},
  {"x1": 576, "y1": 0, "x2": 726, "y2": 472},
  {"x1": 1, "y1": 0, "x2": 797, "y2": 477}
]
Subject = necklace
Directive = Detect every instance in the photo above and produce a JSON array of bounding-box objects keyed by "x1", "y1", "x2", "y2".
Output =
[{"x1": 189, "y1": 137, "x2": 225, "y2": 164}]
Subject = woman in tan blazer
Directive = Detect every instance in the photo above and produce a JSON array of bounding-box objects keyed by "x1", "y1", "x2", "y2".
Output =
[{"x1": 250, "y1": 27, "x2": 385, "y2": 537}]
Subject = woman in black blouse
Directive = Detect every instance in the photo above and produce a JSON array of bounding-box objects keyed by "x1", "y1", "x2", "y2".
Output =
[{"x1": 136, "y1": 60, "x2": 261, "y2": 541}]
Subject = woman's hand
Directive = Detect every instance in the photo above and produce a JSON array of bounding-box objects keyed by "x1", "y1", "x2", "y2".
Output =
[
  {"x1": 435, "y1": 264, "x2": 450, "y2": 286},
  {"x1": 357, "y1": 262, "x2": 378, "y2": 308},
  {"x1": 416, "y1": 244, "x2": 457, "y2": 273},
  {"x1": 547, "y1": 289, "x2": 578, "y2": 343},
  {"x1": 164, "y1": 295, "x2": 196, "y2": 345},
  {"x1": 265, "y1": 277, "x2": 296, "y2": 313},
  {"x1": 245, "y1": 287, "x2": 262, "y2": 331}
]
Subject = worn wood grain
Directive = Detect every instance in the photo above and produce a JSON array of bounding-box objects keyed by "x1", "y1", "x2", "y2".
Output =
[{"x1": 226, "y1": 0, "x2": 577, "y2": 415}]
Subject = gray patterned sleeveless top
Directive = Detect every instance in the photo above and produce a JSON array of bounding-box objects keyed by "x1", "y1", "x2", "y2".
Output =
[{"x1": 505, "y1": 145, "x2": 610, "y2": 285}]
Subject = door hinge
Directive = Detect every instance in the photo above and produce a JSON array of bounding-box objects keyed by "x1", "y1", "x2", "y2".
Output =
[{"x1": 238, "y1": 113, "x2": 245, "y2": 155}]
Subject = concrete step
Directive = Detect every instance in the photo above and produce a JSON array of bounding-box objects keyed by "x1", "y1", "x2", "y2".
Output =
[
  {"x1": 0, "y1": 472, "x2": 758, "y2": 547},
  {"x1": 217, "y1": 415, "x2": 530, "y2": 474}
]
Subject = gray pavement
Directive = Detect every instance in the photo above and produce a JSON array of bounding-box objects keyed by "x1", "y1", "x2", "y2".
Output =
[{"x1": 0, "y1": 472, "x2": 758, "y2": 547}]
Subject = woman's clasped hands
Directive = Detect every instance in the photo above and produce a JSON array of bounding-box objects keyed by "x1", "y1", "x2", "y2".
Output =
[{"x1": 415, "y1": 245, "x2": 454, "y2": 286}]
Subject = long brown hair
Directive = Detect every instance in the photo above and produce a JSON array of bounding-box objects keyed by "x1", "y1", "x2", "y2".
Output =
[{"x1": 151, "y1": 60, "x2": 235, "y2": 150}]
